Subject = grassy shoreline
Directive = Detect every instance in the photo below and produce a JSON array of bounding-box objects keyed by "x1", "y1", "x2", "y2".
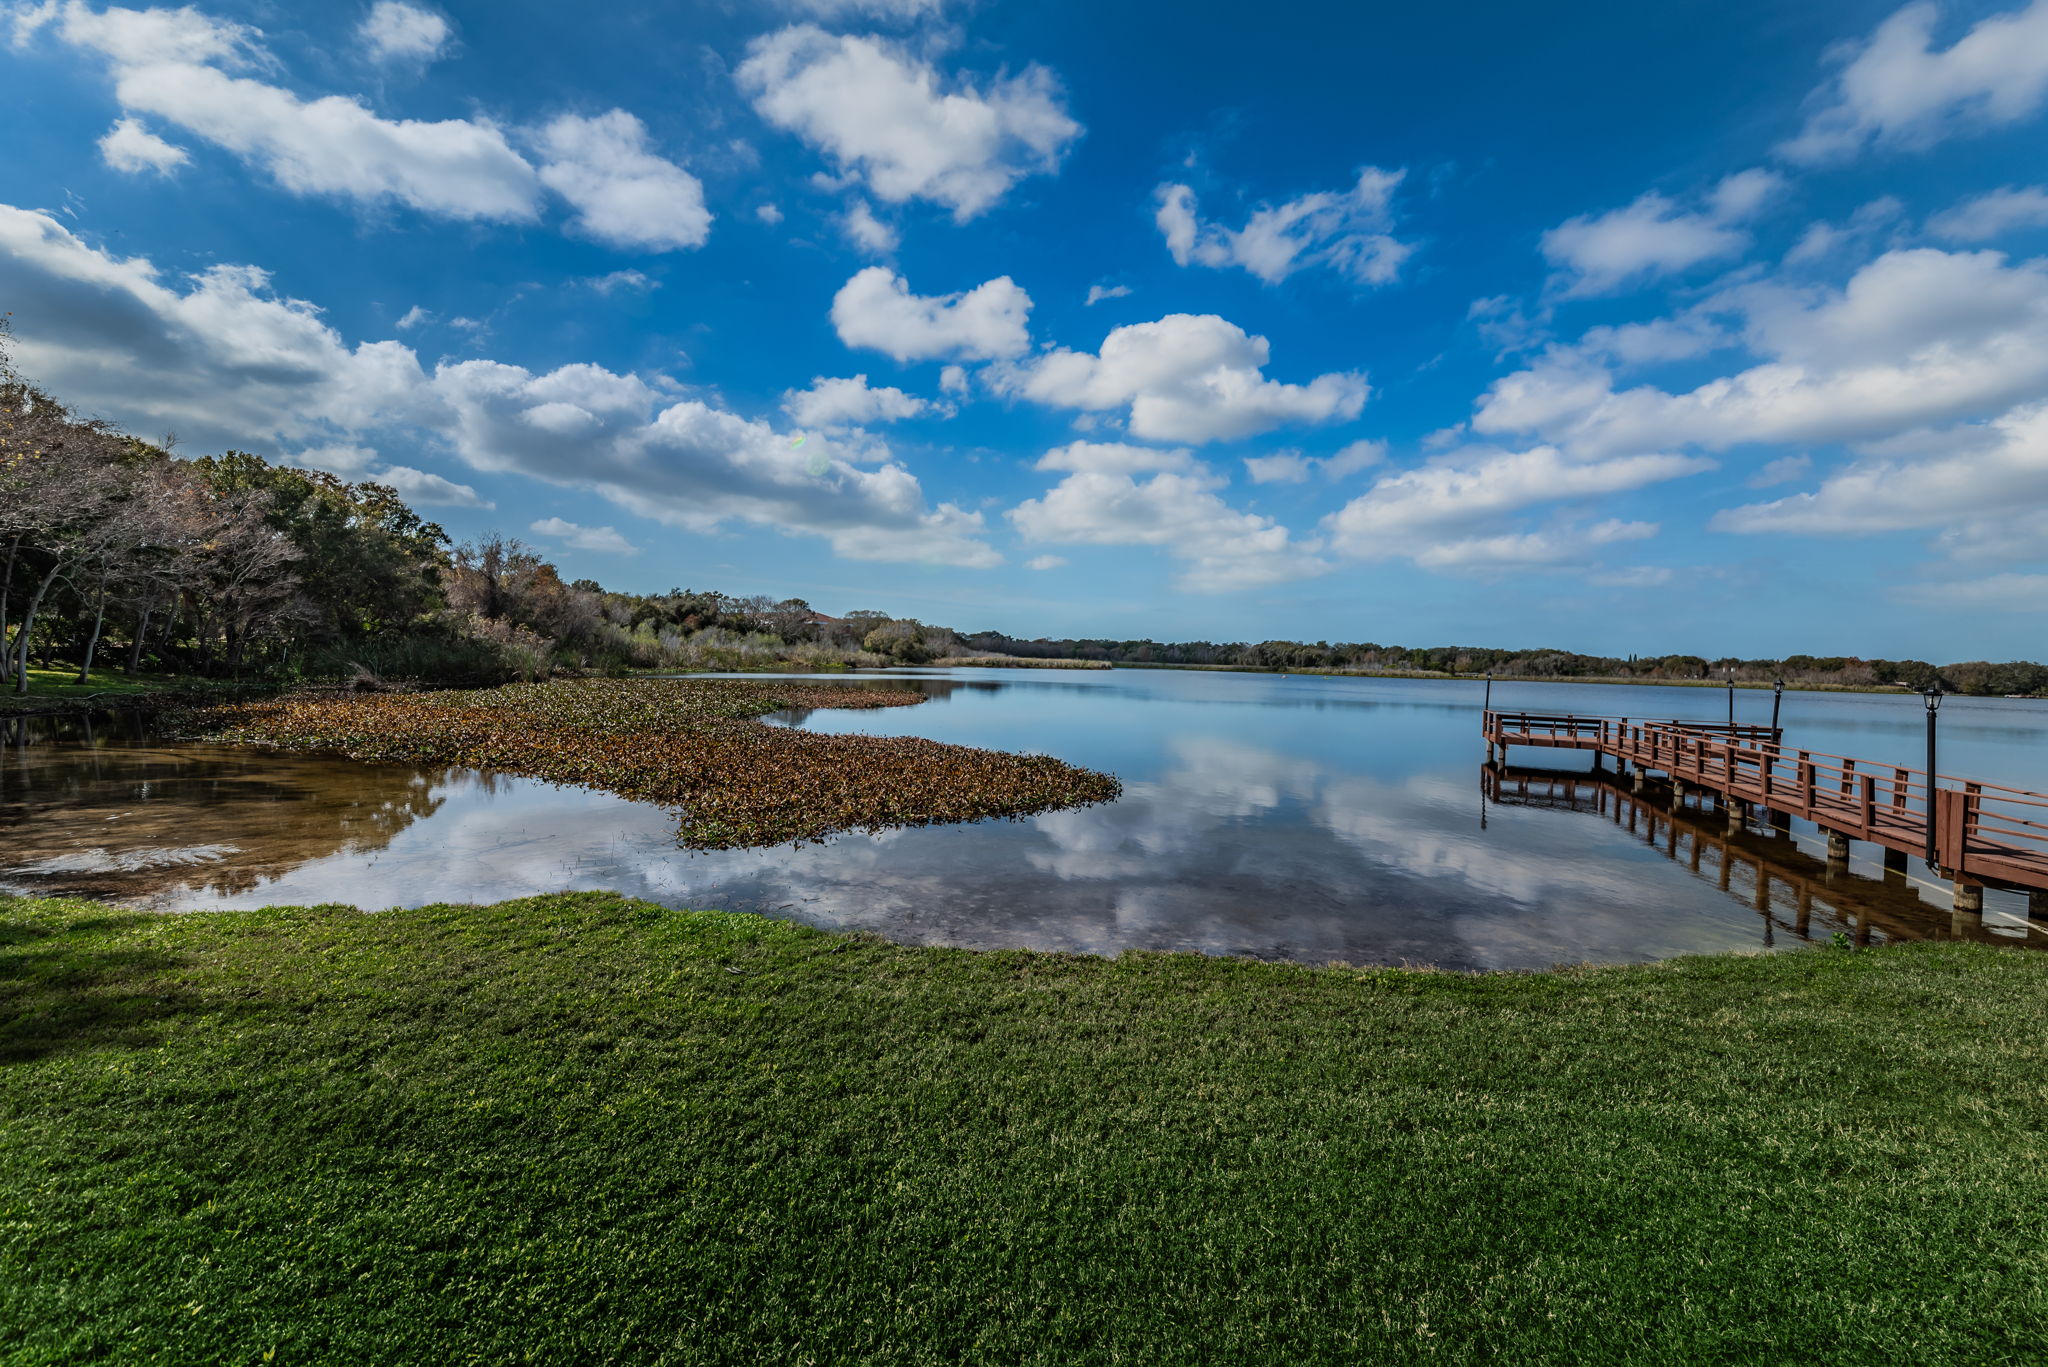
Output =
[
  {"x1": 5, "y1": 890, "x2": 2047, "y2": 1364},
  {"x1": 0, "y1": 667, "x2": 279, "y2": 718}
]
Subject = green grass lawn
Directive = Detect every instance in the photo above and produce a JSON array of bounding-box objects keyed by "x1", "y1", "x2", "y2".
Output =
[
  {"x1": 0, "y1": 665, "x2": 203, "y2": 715},
  {"x1": 9, "y1": 664, "x2": 177, "y2": 695},
  {"x1": 4, "y1": 892, "x2": 2047, "y2": 1364}
]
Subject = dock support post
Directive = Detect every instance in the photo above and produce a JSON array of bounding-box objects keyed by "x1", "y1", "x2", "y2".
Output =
[
  {"x1": 1726, "y1": 799, "x2": 1747, "y2": 834},
  {"x1": 1673, "y1": 780, "x2": 1688, "y2": 803},
  {"x1": 1883, "y1": 847, "x2": 1908, "y2": 875},
  {"x1": 1952, "y1": 881, "x2": 1984, "y2": 914},
  {"x1": 1632, "y1": 768, "x2": 1647, "y2": 793},
  {"x1": 1826, "y1": 831, "x2": 1850, "y2": 870},
  {"x1": 2030, "y1": 889, "x2": 2048, "y2": 920},
  {"x1": 1767, "y1": 808, "x2": 1790, "y2": 832}
]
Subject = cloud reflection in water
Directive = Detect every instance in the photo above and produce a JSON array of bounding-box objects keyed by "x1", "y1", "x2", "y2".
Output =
[{"x1": 9, "y1": 670, "x2": 2031, "y2": 970}]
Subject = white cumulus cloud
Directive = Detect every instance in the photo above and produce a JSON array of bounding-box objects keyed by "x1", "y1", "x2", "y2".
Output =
[
  {"x1": 18, "y1": 4, "x2": 706, "y2": 251},
  {"x1": 97, "y1": 115, "x2": 187, "y2": 173},
  {"x1": 1780, "y1": 0, "x2": 2048, "y2": 163},
  {"x1": 438, "y1": 364, "x2": 999, "y2": 566},
  {"x1": 0, "y1": 202, "x2": 429, "y2": 448},
  {"x1": 1321, "y1": 438, "x2": 1387, "y2": 479},
  {"x1": 1713, "y1": 399, "x2": 2048, "y2": 547},
  {"x1": 378, "y1": 464, "x2": 490, "y2": 507},
  {"x1": 1243, "y1": 439, "x2": 1385, "y2": 484},
  {"x1": 1009, "y1": 464, "x2": 1328, "y2": 592},
  {"x1": 358, "y1": 2, "x2": 450, "y2": 64},
  {"x1": 782, "y1": 374, "x2": 943, "y2": 427},
  {"x1": 785, "y1": 0, "x2": 943, "y2": 17},
  {"x1": 1403, "y1": 519, "x2": 1657, "y2": 572},
  {"x1": 1928, "y1": 185, "x2": 2048, "y2": 240},
  {"x1": 1035, "y1": 440, "x2": 1194, "y2": 475},
  {"x1": 996, "y1": 313, "x2": 1367, "y2": 443},
  {"x1": 840, "y1": 198, "x2": 898, "y2": 254},
  {"x1": 533, "y1": 111, "x2": 710, "y2": 252},
  {"x1": 1478, "y1": 246, "x2": 2048, "y2": 458},
  {"x1": 18, "y1": 1, "x2": 542, "y2": 221},
  {"x1": 0, "y1": 200, "x2": 998, "y2": 569},
  {"x1": 830, "y1": 265, "x2": 1032, "y2": 362},
  {"x1": 1322, "y1": 444, "x2": 1707, "y2": 568},
  {"x1": 1154, "y1": 168, "x2": 1414, "y2": 286},
  {"x1": 737, "y1": 25, "x2": 1080, "y2": 219},
  {"x1": 1541, "y1": 169, "x2": 1785, "y2": 296},
  {"x1": 531, "y1": 516, "x2": 639, "y2": 555},
  {"x1": 1242, "y1": 453, "x2": 1310, "y2": 484}
]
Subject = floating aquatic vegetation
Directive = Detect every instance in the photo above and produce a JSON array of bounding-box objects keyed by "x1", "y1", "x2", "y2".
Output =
[{"x1": 192, "y1": 679, "x2": 1121, "y2": 849}]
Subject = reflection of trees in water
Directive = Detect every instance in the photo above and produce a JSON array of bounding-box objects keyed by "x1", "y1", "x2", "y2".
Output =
[
  {"x1": 756, "y1": 675, "x2": 1006, "y2": 704},
  {"x1": 748, "y1": 676, "x2": 1013, "y2": 731},
  {"x1": 2, "y1": 720, "x2": 459, "y2": 901},
  {"x1": 1482, "y1": 764, "x2": 2048, "y2": 951}
]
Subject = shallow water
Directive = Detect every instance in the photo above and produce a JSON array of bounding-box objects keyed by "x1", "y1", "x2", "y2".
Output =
[{"x1": 4, "y1": 670, "x2": 2045, "y2": 970}]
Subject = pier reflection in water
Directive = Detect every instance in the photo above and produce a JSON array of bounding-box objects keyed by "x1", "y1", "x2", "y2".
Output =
[{"x1": 1483, "y1": 764, "x2": 2046, "y2": 949}]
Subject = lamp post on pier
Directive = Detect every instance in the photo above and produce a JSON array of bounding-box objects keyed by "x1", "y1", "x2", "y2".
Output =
[
  {"x1": 1923, "y1": 685, "x2": 1943, "y2": 868},
  {"x1": 1726, "y1": 667, "x2": 1735, "y2": 728},
  {"x1": 1771, "y1": 677, "x2": 1784, "y2": 735}
]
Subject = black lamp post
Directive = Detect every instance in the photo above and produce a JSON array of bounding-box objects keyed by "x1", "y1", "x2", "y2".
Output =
[
  {"x1": 1726, "y1": 667, "x2": 1735, "y2": 728},
  {"x1": 1771, "y1": 677, "x2": 1784, "y2": 734},
  {"x1": 1923, "y1": 685, "x2": 1943, "y2": 868}
]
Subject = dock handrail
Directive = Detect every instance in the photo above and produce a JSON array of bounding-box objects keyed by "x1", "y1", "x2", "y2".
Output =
[{"x1": 1483, "y1": 709, "x2": 2048, "y2": 893}]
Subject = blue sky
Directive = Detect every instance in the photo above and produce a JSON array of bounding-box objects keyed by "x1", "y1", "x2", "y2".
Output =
[{"x1": 5, "y1": 0, "x2": 2048, "y2": 657}]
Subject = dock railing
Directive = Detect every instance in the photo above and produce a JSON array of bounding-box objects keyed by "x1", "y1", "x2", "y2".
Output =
[{"x1": 1483, "y1": 710, "x2": 2048, "y2": 896}]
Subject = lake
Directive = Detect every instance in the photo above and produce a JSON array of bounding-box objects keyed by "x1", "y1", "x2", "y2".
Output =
[{"x1": 5, "y1": 668, "x2": 2045, "y2": 970}]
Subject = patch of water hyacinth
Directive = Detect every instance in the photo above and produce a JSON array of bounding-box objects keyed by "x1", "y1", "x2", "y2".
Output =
[{"x1": 190, "y1": 679, "x2": 1122, "y2": 849}]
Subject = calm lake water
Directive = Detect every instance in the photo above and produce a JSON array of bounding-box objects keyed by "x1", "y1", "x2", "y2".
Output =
[{"x1": 5, "y1": 669, "x2": 2047, "y2": 970}]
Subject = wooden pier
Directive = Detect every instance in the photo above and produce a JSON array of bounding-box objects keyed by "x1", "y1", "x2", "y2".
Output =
[{"x1": 1484, "y1": 710, "x2": 2048, "y2": 912}]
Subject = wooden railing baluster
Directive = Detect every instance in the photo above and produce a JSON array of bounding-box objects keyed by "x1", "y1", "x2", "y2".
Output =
[{"x1": 1481, "y1": 711, "x2": 2047, "y2": 897}]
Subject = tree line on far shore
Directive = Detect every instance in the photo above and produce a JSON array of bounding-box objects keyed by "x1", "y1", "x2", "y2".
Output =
[
  {"x1": 953, "y1": 634, "x2": 2048, "y2": 697},
  {"x1": 4, "y1": 347, "x2": 2041, "y2": 698}
]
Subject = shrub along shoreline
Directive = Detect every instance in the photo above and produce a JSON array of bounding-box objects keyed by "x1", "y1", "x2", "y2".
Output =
[
  {"x1": 187, "y1": 676, "x2": 1122, "y2": 848},
  {"x1": 3, "y1": 891, "x2": 2047, "y2": 1364}
]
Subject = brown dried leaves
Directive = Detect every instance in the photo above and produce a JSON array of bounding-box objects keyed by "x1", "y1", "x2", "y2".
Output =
[{"x1": 198, "y1": 678, "x2": 1122, "y2": 849}]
